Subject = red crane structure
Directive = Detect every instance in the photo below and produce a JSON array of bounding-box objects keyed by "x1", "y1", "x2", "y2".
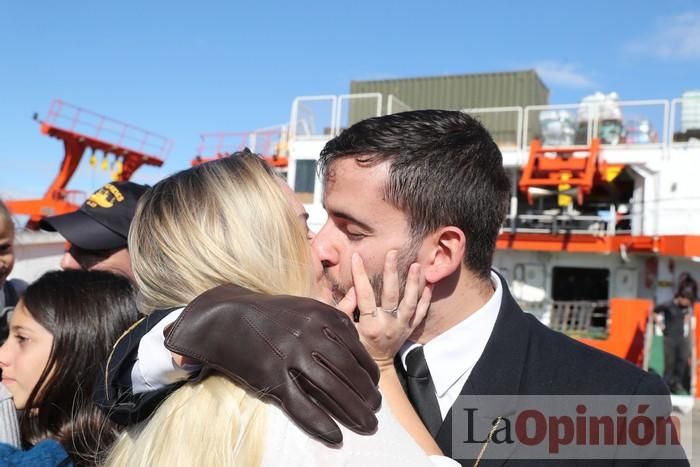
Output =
[
  {"x1": 6, "y1": 99, "x2": 172, "y2": 228},
  {"x1": 191, "y1": 125, "x2": 288, "y2": 170}
]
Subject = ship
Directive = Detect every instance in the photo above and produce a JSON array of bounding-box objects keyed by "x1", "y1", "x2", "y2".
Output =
[
  {"x1": 7, "y1": 80, "x2": 700, "y2": 411},
  {"x1": 280, "y1": 88, "x2": 700, "y2": 412}
]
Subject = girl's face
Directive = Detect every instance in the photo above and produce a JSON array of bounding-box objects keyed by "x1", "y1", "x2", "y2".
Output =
[{"x1": 0, "y1": 302, "x2": 53, "y2": 410}]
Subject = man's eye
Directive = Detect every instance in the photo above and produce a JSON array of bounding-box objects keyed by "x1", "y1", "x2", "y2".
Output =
[{"x1": 346, "y1": 232, "x2": 366, "y2": 241}]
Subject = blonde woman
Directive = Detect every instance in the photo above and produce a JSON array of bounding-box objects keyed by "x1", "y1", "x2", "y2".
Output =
[{"x1": 103, "y1": 152, "x2": 455, "y2": 466}]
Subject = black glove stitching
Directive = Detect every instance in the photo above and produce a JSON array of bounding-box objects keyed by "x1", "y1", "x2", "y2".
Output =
[
  {"x1": 245, "y1": 302, "x2": 305, "y2": 338},
  {"x1": 241, "y1": 314, "x2": 286, "y2": 360}
]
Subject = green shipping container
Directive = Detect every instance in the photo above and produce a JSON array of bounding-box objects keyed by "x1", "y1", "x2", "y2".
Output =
[{"x1": 348, "y1": 69, "x2": 549, "y2": 146}]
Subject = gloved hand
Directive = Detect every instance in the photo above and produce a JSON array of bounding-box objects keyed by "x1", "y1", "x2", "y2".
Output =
[{"x1": 164, "y1": 283, "x2": 381, "y2": 445}]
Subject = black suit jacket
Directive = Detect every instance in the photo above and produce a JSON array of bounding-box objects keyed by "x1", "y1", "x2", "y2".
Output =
[{"x1": 417, "y1": 273, "x2": 688, "y2": 466}]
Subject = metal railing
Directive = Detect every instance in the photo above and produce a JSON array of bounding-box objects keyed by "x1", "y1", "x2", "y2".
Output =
[
  {"x1": 549, "y1": 300, "x2": 609, "y2": 338},
  {"x1": 387, "y1": 94, "x2": 412, "y2": 114},
  {"x1": 519, "y1": 299, "x2": 609, "y2": 338},
  {"x1": 335, "y1": 93, "x2": 382, "y2": 134},
  {"x1": 289, "y1": 95, "x2": 338, "y2": 140},
  {"x1": 463, "y1": 106, "x2": 523, "y2": 149},
  {"x1": 503, "y1": 201, "x2": 700, "y2": 238},
  {"x1": 43, "y1": 99, "x2": 172, "y2": 159},
  {"x1": 670, "y1": 98, "x2": 700, "y2": 146},
  {"x1": 288, "y1": 93, "x2": 695, "y2": 157},
  {"x1": 197, "y1": 125, "x2": 287, "y2": 157},
  {"x1": 503, "y1": 213, "x2": 618, "y2": 236}
]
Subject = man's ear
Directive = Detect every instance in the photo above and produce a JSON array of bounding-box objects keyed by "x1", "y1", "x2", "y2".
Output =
[{"x1": 422, "y1": 226, "x2": 466, "y2": 284}]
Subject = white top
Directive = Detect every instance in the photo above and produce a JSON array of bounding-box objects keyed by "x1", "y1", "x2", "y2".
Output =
[
  {"x1": 261, "y1": 399, "x2": 458, "y2": 467},
  {"x1": 399, "y1": 271, "x2": 502, "y2": 419},
  {"x1": 131, "y1": 307, "x2": 200, "y2": 394}
]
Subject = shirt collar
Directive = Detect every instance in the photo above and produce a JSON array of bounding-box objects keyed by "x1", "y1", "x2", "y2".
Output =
[{"x1": 400, "y1": 271, "x2": 502, "y2": 397}]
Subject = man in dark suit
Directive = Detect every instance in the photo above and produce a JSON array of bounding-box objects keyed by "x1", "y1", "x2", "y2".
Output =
[{"x1": 312, "y1": 109, "x2": 688, "y2": 465}]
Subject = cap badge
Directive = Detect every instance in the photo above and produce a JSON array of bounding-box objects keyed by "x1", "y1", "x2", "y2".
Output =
[{"x1": 86, "y1": 183, "x2": 125, "y2": 209}]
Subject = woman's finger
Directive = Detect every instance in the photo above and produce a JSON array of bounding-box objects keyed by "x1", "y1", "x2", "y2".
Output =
[
  {"x1": 351, "y1": 253, "x2": 378, "y2": 322},
  {"x1": 335, "y1": 286, "x2": 357, "y2": 320},
  {"x1": 409, "y1": 284, "x2": 432, "y2": 332},
  {"x1": 398, "y1": 263, "x2": 421, "y2": 325},
  {"x1": 380, "y1": 250, "x2": 399, "y2": 312}
]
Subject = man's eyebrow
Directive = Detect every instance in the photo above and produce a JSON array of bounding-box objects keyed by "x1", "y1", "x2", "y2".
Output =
[{"x1": 327, "y1": 209, "x2": 374, "y2": 233}]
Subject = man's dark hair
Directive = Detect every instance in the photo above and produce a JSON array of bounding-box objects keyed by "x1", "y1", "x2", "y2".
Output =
[
  {"x1": 319, "y1": 110, "x2": 510, "y2": 279},
  {"x1": 676, "y1": 272, "x2": 697, "y2": 302},
  {"x1": 677, "y1": 286, "x2": 696, "y2": 303},
  {"x1": 20, "y1": 269, "x2": 139, "y2": 466}
]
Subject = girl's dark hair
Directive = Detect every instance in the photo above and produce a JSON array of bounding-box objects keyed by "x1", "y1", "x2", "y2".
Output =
[{"x1": 19, "y1": 269, "x2": 138, "y2": 466}]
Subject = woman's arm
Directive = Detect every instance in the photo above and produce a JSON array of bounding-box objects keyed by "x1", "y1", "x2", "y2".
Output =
[{"x1": 378, "y1": 363, "x2": 443, "y2": 456}]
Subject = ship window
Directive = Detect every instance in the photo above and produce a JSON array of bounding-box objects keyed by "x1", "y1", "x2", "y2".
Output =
[
  {"x1": 551, "y1": 267, "x2": 609, "y2": 301},
  {"x1": 294, "y1": 160, "x2": 317, "y2": 203},
  {"x1": 551, "y1": 267, "x2": 610, "y2": 335}
]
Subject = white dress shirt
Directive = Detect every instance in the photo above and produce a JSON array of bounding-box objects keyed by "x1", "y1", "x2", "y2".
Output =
[{"x1": 399, "y1": 271, "x2": 502, "y2": 419}]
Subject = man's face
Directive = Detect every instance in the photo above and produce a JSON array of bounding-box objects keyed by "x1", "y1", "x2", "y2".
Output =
[
  {"x1": 0, "y1": 218, "x2": 15, "y2": 286},
  {"x1": 60, "y1": 245, "x2": 133, "y2": 281},
  {"x1": 312, "y1": 158, "x2": 419, "y2": 304}
]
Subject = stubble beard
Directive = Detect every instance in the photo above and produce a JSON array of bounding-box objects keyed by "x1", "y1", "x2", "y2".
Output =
[{"x1": 326, "y1": 240, "x2": 420, "y2": 306}]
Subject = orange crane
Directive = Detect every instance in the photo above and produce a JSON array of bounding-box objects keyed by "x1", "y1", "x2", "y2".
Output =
[
  {"x1": 191, "y1": 126, "x2": 288, "y2": 170},
  {"x1": 6, "y1": 100, "x2": 171, "y2": 228}
]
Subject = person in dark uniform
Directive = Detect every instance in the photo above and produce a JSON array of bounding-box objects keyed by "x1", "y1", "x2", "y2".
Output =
[
  {"x1": 40, "y1": 181, "x2": 149, "y2": 282},
  {"x1": 654, "y1": 288, "x2": 694, "y2": 394},
  {"x1": 0, "y1": 200, "x2": 27, "y2": 344}
]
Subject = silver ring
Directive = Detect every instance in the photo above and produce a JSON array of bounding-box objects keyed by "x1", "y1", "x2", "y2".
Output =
[{"x1": 380, "y1": 306, "x2": 399, "y2": 317}]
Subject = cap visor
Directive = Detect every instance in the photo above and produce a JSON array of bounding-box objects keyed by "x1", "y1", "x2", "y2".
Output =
[{"x1": 40, "y1": 210, "x2": 127, "y2": 250}]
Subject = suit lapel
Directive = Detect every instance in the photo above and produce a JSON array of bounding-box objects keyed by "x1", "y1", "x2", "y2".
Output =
[
  {"x1": 394, "y1": 354, "x2": 408, "y2": 393},
  {"x1": 436, "y1": 272, "x2": 531, "y2": 466}
]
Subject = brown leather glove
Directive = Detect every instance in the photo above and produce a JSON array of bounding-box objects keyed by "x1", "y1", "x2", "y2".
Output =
[{"x1": 164, "y1": 283, "x2": 381, "y2": 445}]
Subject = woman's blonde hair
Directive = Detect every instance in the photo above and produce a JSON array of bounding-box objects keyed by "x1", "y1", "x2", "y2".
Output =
[
  {"x1": 129, "y1": 151, "x2": 314, "y2": 312},
  {"x1": 106, "y1": 375, "x2": 266, "y2": 467},
  {"x1": 107, "y1": 152, "x2": 315, "y2": 466}
]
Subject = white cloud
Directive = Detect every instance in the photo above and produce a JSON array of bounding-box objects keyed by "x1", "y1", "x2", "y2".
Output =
[
  {"x1": 533, "y1": 62, "x2": 596, "y2": 89},
  {"x1": 624, "y1": 11, "x2": 700, "y2": 60}
]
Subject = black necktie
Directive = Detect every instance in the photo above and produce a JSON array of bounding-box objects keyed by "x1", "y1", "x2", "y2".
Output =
[{"x1": 405, "y1": 346, "x2": 442, "y2": 437}]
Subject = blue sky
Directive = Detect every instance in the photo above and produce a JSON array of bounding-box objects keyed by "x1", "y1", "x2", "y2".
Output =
[{"x1": 1, "y1": 1, "x2": 699, "y2": 199}]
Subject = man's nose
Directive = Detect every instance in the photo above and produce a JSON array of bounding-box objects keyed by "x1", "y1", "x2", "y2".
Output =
[
  {"x1": 60, "y1": 251, "x2": 81, "y2": 270},
  {"x1": 311, "y1": 224, "x2": 339, "y2": 267}
]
